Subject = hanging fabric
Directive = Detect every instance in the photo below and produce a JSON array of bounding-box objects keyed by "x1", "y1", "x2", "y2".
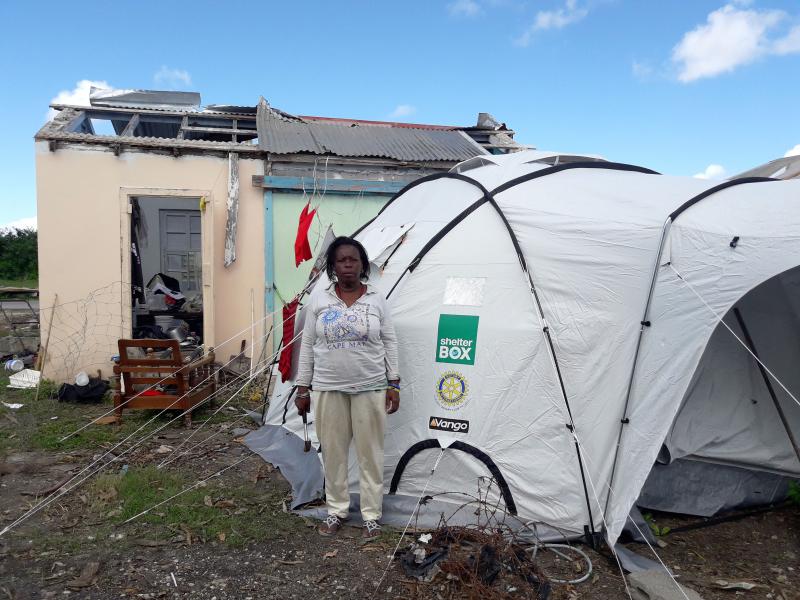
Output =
[
  {"x1": 294, "y1": 202, "x2": 317, "y2": 266},
  {"x1": 130, "y1": 198, "x2": 146, "y2": 305},
  {"x1": 278, "y1": 298, "x2": 300, "y2": 382}
]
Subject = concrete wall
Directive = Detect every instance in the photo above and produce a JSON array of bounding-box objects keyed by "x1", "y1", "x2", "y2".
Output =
[
  {"x1": 35, "y1": 142, "x2": 265, "y2": 381},
  {"x1": 272, "y1": 191, "x2": 385, "y2": 303}
]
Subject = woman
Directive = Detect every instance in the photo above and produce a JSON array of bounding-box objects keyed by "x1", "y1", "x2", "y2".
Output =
[{"x1": 294, "y1": 236, "x2": 400, "y2": 538}]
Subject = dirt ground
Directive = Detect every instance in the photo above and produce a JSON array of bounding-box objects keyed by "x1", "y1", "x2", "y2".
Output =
[{"x1": 0, "y1": 382, "x2": 798, "y2": 600}]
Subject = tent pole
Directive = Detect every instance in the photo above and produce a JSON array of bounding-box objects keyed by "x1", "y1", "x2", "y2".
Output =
[
  {"x1": 604, "y1": 178, "x2": 779, "y2": 527},
  {"x1": 604, "y1": 217, "x2": 673, "y2": 521},
  {"x1": 732, "y1": 307, "x2": 800, "y2": 464}
]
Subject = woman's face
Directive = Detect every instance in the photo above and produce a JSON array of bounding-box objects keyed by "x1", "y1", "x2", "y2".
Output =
[{"x1": 334, "y1": 244, "x2": 362, "y2": 285}]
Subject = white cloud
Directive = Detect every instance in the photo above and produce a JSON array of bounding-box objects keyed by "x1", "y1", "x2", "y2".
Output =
[
  {"x1": 516, "y1": 0, "x2": 588, "y2": 46},
  {"x1": 693, "y1": 164, "x2": 728, "y2": 180},
  {"x1": 773, "y1": 24, "x2": 800, "y2": 55},
  {"x1": 48, "y1": 79, "x2": 111, "y2": 120},
  {"x1": 389, "y1": 104, "x2": 416, "y2": 119},
  {"x1": 632, "y1": 60, "x2": 654, "y2": 80},
  {"x1": 0, "y1": 217, "x2": 37, "y2": 232},
  {"x1": 785, "y1": 144, "x2": 800, "y2": 157},
  {"x1": 448, "y1": 0, "x2": 481, "y2": 17},
  {"x1": 671, "y1": 3, "x2": 800, "y2": 83},
  {"x1": 153, "y1": 66, "x2": 192, "y2": 90}
]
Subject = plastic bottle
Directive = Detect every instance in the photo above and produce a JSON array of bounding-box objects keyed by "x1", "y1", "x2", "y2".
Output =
[{"x1": 4, "y1": 359, "x2": 24, "y2": 372}]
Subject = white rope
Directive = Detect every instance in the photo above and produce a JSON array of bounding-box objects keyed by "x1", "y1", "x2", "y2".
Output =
[
  {"x1": 668, "y1": 264, "x2": 800, "y2": 411},
  {"x1": 60, "y1": 302, "x2": 280, "y2": 441},
  {"x1": 565, "y1": 433, "x2": 635, "y2": 599},
  {"x1": 372, "y1": 448, "x2": 446, "y2": 597},
  {"x1": 12, "y1": 344, "x2": 278, "y2": 538},
  {"x1": 1, "y1": 269, "x2": 327, "y2": 538},
  {"x1": 123, "y1": 452, "x2": 259, "y2": 524},
  {"x1": 156, "y1": 328, "x2": 303, "y2": 468},
  {"x1": 578, "y1": 437, "x2": 692, "y2": 600},
  {"x1": 570, "y1": 431, "x2": 695, "y2": 600},
  {"x1": 0, "y1": 319, "x2": 285, "y2": 537}
]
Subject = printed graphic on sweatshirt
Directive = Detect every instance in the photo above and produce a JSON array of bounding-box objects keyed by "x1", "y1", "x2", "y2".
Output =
[
  {"x1": 321, "y1": 303, "x2": 370, "y2": 350},
  {"x1": 436, "y1": 314, "x2": 479, "y2": 365}
]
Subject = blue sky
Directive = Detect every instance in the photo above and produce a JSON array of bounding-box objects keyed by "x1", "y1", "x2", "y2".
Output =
[{"x1": 1, "y1": 0, "x2": 799, "y2": 229}]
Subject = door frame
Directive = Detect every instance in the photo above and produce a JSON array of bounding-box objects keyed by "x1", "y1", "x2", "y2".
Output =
[{"x1": 119, "y1": 188, "x2": 215, "y2": 349}]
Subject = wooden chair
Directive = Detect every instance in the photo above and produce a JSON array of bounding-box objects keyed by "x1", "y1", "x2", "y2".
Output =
[{"x1": 112, "y1": 339, "x2": 216, "y2": 426}]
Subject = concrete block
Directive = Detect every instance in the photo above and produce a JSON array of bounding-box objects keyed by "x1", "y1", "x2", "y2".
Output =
[
  {"x1": 0, "y1": 335, "x2": 39, "y2": 355},
  {"x1": 628, "y1": 569, "x2": 704, "y2": 600}
]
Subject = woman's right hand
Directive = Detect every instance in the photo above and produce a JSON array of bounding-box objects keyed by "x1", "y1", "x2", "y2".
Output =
[{"x1": 295, "y1": 386, "x2": 311, "y2": 415}]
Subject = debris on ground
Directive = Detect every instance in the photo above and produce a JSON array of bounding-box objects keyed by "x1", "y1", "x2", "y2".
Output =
[
  {"x1": 628, "y1": 569, "x2": 704, "y2": 600},
  {"x1": 66, "y1": 561, "x2": 101, "y2": 589},
  {"x1": 398, "y1": 525, "x2": 555, "y2": 599}
]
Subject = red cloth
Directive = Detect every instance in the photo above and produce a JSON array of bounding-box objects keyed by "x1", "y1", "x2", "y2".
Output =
[
  {"x1": 279, "y1": 299, "x2": 300, "y2": 382},
  {"x1": 294, "y1": 202, "x2": 317, "y2": 266}
]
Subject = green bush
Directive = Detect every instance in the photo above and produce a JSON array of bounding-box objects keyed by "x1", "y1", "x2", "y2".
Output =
[
  {"x1": 789, "y1": 481, "x2": 800, "y2": 506},
  {"x1": 0, "y1": 227, "x2": 37, "y2": 282}
]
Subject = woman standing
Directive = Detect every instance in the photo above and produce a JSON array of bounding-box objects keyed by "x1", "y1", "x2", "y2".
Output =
[{"x1": 294, "y1": 236, "x2": 400, "y2": 538}]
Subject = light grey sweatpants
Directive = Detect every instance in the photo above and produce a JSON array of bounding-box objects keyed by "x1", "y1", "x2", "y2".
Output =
[{"x1": 313, "y1": 390, "x2": 386, "y2": 521}]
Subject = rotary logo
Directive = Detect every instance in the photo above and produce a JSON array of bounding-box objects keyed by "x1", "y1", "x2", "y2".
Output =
[{"x1": 436, "y1": 371, "x2": 469, "y2": 410}]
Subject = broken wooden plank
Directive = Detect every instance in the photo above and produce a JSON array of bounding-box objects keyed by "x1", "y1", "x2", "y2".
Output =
[{"x1": 224, "y1": 152, "x2": 240, "y2": 267}]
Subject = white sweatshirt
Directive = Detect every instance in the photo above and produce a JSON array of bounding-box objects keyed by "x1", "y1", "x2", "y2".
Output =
[{"x1": 295, "y1": 283, "x2": 400, "y2": 393}]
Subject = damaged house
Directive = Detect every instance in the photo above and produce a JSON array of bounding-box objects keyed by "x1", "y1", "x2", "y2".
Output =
[{"x1": 34, "y1": 88, "x2": 525, "y2": 381}]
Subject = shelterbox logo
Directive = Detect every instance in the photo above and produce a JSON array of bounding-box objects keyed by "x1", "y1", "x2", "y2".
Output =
[{"x1": 436, "y1": 314, "x2": 479, "y2": 365}]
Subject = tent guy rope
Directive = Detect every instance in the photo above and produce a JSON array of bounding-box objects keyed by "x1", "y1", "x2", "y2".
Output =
[
  {"x1": 570, "y1": 432, "x2": 691, "y2": 600},
  {"x1": 0, "y1": 315, "x2": 295, "y2": 537},
  {"x1": 59, "y1": 304, "x2": 277, "y2": 442},
  {"x1": 669, "y1": 264, "x2": 800, "y2": 411},
  {"x1": 373, "y1": 448, "x2": 446, "y2": 597}
]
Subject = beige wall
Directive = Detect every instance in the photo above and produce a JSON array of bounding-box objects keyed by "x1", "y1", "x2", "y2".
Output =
[{"x1": 35, "y1": 141, "x2": 265, "y2": 382}]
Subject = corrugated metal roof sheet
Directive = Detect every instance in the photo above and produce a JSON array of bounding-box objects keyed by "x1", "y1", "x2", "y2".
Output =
[
  {"x1": 256, "y1": 99, "x2": 487, "y2": 161},
  {"x1": 734, "y1": 155, "x2": 800, "y2": 180}
]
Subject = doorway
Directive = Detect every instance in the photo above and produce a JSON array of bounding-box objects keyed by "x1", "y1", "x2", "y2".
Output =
[{"x1": 131, "y1": 197, "x2": 204, "y2": 345}]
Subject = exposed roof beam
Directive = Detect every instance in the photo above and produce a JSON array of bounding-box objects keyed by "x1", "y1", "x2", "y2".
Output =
[
  {"x1": 120, "y1": 114, "x2": 140, "y2": 137},
  {"x1": 50, "y1": 104, "x2": 258, "y2": 120},
  {"x1": 182, "y1": 125, "x2": 258, "y2": 136}
]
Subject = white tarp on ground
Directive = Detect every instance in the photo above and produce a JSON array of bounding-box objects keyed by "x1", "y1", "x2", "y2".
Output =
[{"x1": 253, "y1": 150, "x2": 800, "y2": 546}]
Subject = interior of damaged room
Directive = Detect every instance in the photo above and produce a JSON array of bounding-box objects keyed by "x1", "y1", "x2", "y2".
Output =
[{"x1": 1, "y1": 2, "x2": 800, "y2": 599}]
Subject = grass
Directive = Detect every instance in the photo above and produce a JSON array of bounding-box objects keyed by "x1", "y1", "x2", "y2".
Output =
[
  {"x1": 0, "y1": 375, "x2": 162, "y2": 458},
  {"x1": 0, "y1": 278, "x2": 38, "y2": 291},
  {"x1": 88, "y1": 466, "x2": 301, "y2": 547},
  {"x1": 0, "y1": 373, "x2": 289, "y2": 551},
  {"x1": 0, "y1": 372, "x2": 254, "y2": 458}
]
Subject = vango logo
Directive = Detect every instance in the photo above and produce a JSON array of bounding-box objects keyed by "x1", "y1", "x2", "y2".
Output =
[{"x1": 429, "y1": 416, "x2": 470, "y2": 433}]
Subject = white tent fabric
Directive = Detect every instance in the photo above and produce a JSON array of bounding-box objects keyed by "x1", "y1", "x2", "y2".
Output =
[{"x1": 258, "y1": 150, "x2": 800, "y2": 546}]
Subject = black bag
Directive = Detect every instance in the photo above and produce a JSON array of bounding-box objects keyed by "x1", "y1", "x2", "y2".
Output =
[{"x1": 57, "y1": 378, "x2": 109, "y2": 403}]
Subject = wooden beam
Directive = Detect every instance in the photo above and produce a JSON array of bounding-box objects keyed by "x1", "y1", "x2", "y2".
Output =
[
  {"x1": 120, "y1": 113, "x2": 140, "y2": 137},
  {"x1": 177, "y1": 115, "x2": 188, "y2": 140},
  {"x1": 182, "y1": 125, "x2": 257, "y2": 136},
  {"x1": 65, "y1": 111, "x2": 88, "y2": 133},
  {"x1": 50, "y1": 103, "x2": 257, "y2": 120},
  {"x1": 252, "y1": 175, "x2": 408, "y2": 195}
]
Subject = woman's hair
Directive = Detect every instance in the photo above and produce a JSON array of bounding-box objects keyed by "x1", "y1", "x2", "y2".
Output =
[{"x1": 325, "y1": 236, "x2": 371, "y2": 281}]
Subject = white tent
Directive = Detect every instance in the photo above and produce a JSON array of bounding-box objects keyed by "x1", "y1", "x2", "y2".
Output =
[{"x1": 250, "y1": 150, "x2": 800, "y2": 546}]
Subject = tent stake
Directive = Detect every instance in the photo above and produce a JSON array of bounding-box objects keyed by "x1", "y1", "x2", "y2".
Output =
[{"x1": 733, "y1": 307, "x2": 800, "y2": 464}]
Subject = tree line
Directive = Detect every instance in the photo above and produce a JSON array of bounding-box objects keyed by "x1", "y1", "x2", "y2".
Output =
[{"x1": 0, "y1": 228, "x2": 37, "y2": 282}]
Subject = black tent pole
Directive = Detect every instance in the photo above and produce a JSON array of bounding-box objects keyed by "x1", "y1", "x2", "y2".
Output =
[{"x1": 732, "y1": 307, "x2": 800, "y2": 464}]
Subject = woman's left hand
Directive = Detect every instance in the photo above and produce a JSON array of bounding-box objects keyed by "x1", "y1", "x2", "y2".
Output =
[{"x1": 385, "y1": 388, "x2": 400, "y2": 414}]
